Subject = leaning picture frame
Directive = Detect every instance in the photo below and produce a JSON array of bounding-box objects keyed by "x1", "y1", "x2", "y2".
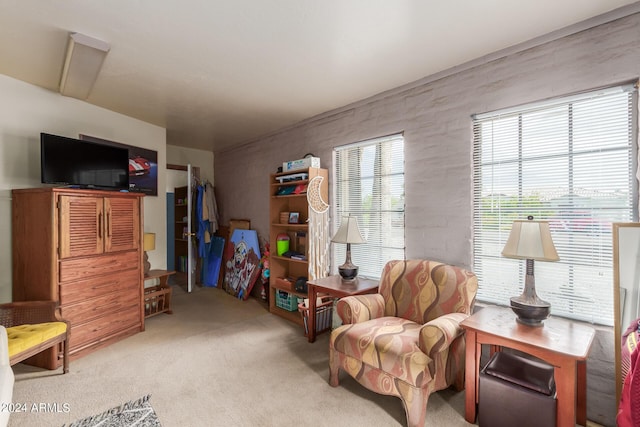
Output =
[{"x1": 289, "y1": 212, "x2": 300, "y2": 224}]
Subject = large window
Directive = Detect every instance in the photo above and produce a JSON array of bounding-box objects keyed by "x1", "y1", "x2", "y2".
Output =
[
  {"x1": 473, "y1": 84, "x2": 637, "y2": 326},
  {"x1": 333, "y1": 134, "x2": 405, "y2": 279}
]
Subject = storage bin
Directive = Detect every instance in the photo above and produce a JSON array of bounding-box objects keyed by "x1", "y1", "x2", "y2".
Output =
[
  {"x1": 479, "y1": 351, "x2": 556, "y2": 427},
  {"x1": 275, "y1": 290, "x2": 299, "y2": 311},
  {"x1": 283, "y1": 157, "x2": 320, "y2": 172},
  {"x1": 298, "y1": 296, "x2": 334, "y2": 337}
]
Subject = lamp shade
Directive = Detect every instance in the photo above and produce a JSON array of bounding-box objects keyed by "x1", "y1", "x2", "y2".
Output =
[
  {"x1": 143, "y1": 233, "x2": 156, "y2": 251},
  {"x1": 502, "y1": 220, "x2": 558, "y2": 261},
  {"x1": 331, "y1": 216, "x2": 366, "y2": 244}
]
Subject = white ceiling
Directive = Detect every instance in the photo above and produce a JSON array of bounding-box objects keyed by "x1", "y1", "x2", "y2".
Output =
[{"x1": 0, "y1": 1, "x2": 638, "y2": 152}]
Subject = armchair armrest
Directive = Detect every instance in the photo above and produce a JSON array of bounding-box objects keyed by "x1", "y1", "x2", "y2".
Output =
[
  {"x1": 0, "y1": 301, "x2": 60, "y2": 327},
  {"x1": 0, "y1": 326, "x2": 10, "y2": 368},
  {"x1": 418, "y1": 312, "x2": 468, "y2": 358},
  {"x1": 336, "y1": 294, "x2": 385, "y2": 324},
  {"x1": 0, "y1": 325, "x2": 14, "y2": 426}
]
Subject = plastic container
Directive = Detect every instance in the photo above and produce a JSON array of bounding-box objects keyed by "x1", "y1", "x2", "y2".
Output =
[
  {"x1": 275, "y1": 290, "x2": 299, "y2": 311},
  {"x1": 276, "y1": 233, "x2": 290, "y2": 256}
]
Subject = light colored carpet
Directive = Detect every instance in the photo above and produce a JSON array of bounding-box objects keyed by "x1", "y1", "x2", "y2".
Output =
[{"x1": 8, "y1": 285, "x2": 475, "y2": 427}]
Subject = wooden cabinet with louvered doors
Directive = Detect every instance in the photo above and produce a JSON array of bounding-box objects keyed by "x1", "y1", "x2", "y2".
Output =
[
  {"x1": 104, "y1": 197, "x2": 140, "y2": 253},
  {"x1": 58, "y1": 195, "x2": 103, "y2": 258},
  {"x1": 58, "y1": 195, "x2": 139, "y2": 259},
  {"x1": 12, "y1": 187, "x2": 144, "y2": 370}
]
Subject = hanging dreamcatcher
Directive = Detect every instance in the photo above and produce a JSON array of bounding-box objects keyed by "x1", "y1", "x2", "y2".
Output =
[{"x1": 307, "y1": 175, "x2": 330, "y2": 280}]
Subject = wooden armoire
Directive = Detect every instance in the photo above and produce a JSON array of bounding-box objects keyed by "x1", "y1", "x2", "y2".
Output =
[{"x1": 11, "y1": 187, "x2": 145, "y2": 369}]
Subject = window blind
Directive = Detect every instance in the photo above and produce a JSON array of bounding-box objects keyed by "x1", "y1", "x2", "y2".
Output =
[
  {"x1": 333, "y1": 134, "x2": 405, "y2": 279},
  {"x1": 473, "y1": 84, "x2": 637, "y2": 326}
]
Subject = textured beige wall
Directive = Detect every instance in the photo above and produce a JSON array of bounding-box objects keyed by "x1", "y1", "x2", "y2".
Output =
[
  {"x1": 166, "y1": 144, "x2": 214, "y2": 184},
  {"x1": 214, "y1": 13, "x2": 640, "y2": 426},
  {"x1": 215, "y1": 13, "x2": 640, "y2": 269},
  {"x1": 0, "y1": 75, "x2": 168, "y2": 299}
]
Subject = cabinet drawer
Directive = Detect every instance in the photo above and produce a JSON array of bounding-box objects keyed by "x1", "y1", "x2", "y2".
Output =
[
  {"x1": 70, "y1": 309, "x2": 141, "y2": 351},
  {"x1": 59, "y1": 251, "x2": 139, "y2": 283},
  {"x1": 61, "y1": 288, "x2": 140, "y2": 324},
  {"x1": 59, "y1": 269, "x2": 139, "y2": 305}
]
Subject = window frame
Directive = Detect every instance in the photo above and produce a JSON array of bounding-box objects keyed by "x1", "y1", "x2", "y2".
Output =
[
  {"x1": 472, "y1": 83, "x2": 638, "y2": 326},
  {"x1": 332, "y1": 133, "x2": 406, "y2": 279}
]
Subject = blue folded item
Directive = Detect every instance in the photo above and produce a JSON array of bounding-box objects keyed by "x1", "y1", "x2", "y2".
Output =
[{"x1": 276, "y1": 186, "x2": 296, "y2": 195}]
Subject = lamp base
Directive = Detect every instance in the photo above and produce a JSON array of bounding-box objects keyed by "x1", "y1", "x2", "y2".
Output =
[
  {"x1": 510, "y1": 298, "x2": 550, "y2": 327},
  {"x1": 338, "y1": 245, "x2": 359, "y2": 281},
  {"x1": 509, "y1": 265, "x2": 551, "y2": 327},
  {"x1": 143, "y1": 251, "x2": 151, "y2": 277},
  {"x1": 338, "y1": 265, "x2": 358, "y2": 281}
]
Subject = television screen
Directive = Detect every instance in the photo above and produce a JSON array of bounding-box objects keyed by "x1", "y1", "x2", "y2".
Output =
[{"x1": 40, "y1": 133, "x2": 129, "y2": 190}]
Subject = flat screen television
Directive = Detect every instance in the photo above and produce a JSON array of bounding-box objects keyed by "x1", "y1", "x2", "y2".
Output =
[{"x1": 40, "y1": 132, "x2": 129, "y2": 190}]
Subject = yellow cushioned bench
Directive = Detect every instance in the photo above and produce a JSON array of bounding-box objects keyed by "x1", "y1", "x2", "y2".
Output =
[{"x1": 0, "y1": 301, "x2": 69, "y2": 374}]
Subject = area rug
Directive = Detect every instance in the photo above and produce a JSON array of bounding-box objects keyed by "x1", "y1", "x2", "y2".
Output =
[{"x1": 62, "y1": 395, "x2": 161, "y2": 427}]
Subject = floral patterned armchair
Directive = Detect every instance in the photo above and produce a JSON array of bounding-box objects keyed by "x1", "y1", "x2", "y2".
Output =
[{"x1": 329, "y1": 259, "x2": 478, "y2": 427}]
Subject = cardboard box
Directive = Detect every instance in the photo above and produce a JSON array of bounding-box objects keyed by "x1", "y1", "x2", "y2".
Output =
[{"x1": 283, "y1": 157, "x2": 320, "y2": 172}]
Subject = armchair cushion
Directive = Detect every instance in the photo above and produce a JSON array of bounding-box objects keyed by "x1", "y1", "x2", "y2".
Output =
[
  {"x1": 332, "y1": 317, "x2": 432, "y2": 388},
  {"x1": 336, "y1": 294, "x2": 385, "y2": 324},
  {"x1": 379, "y1": 260, "x2": 477, "y2": 323}
]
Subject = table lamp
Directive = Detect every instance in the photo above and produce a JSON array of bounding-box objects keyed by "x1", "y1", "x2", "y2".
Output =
[
  {"x1": 143, "y1": 232, "x2": 156, "y2": 276},
  {"x1": 502, "y1": 216, "x2": 559, "y2": 326},
  {"x1": 332, "y1": 215, "x2": 366, "y2": 281}
]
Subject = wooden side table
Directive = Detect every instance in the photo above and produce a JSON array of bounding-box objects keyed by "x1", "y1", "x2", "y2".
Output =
[
  {"x1": 144, "y1": 269, "x2": 176, "y2": 318},
  {"x1": 460, "y1": 305, "x2": 595, "y2": 427},
  {"x1": 306, "y1": 275, "x2": 379, "y2": 343}
]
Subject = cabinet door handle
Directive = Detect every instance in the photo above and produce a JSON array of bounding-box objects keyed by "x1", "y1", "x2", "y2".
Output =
[
  {"x1": 98, "y1": 212, "x2": 102, "y2": 238},
  {"x1": 106, "y1": 212, "x2": 111, "y2": 237}
]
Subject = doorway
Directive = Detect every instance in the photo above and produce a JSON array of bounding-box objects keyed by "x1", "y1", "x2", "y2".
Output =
[{"x1": 166, "y1": 164, "x2": 200, "y2": 291}]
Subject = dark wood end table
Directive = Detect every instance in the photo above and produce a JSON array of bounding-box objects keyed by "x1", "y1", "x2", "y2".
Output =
[
  {"x1": 306, "y1": 275, "x2": 379, "y2": 343},
  {"x1": 460, "y1": 305, "x2": 595, "y2": 427}
]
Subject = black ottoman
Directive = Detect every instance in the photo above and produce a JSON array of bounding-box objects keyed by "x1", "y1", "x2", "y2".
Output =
[{"x1": 479, "y1": 351, "x2": 557, "y2": 427}]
